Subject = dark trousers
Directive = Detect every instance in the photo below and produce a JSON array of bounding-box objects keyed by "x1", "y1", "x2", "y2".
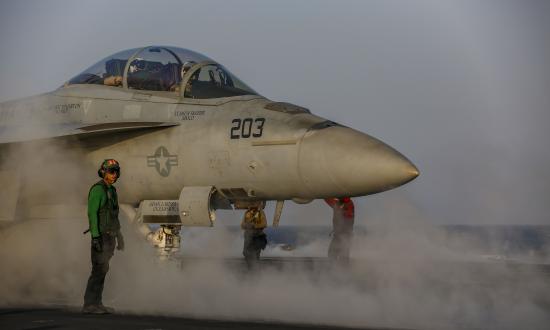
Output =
[
  {"x1": 243, "y1": 229, "x2": 267, "y2": 262},
  {"x1": 328, "y1": 218, "x2": 354, "y2": 261},
  {"x1": 84, "y1": 234, "x2": 115, "y2": 306},
  {"x1": 328, "y1": 232, "x2": 352, "y2": 261}
]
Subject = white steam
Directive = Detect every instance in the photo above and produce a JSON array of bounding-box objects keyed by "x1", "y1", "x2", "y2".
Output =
[{"x1": 1, "y1": 206, "x2": 549, "y2": 330}]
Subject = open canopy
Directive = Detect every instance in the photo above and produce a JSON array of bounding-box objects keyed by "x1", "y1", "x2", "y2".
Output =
[{"x1": 67, "y1": 46, "x2": 257, "y2": 99}]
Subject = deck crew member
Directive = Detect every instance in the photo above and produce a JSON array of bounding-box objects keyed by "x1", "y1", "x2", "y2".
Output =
[
  {"x1": 325, "y1": 197, "x2": 355, "y2": 262},
  {"x1": 82, "y1": 159, "x2": 124, "y2": 314},
  {"x1": 241, "y1": 205, "x2": 268, "y2": 266}
]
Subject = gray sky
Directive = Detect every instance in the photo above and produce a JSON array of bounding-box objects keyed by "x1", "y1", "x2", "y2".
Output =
[{"x1": 1, "y1": 0, "x2": 549, "y2": 225}]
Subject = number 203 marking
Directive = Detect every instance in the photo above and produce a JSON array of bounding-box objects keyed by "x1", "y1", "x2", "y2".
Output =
[{"x1": 230, "y1": 118, "x2": 265, "y2": 139}]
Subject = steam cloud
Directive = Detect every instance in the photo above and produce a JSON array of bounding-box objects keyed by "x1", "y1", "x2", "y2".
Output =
[{"x1": 1, "y1": 199, "x2": 549, "y2": 330}]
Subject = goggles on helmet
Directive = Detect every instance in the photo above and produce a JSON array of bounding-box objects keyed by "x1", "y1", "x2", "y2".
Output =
[{"x1": 106, "y1": 167, "x2": 120, "y2": 175}]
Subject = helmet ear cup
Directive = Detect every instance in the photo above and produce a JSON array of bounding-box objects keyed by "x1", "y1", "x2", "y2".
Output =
[{"x1": 98, "y1": 169, "x2": 104, "y2": 178}]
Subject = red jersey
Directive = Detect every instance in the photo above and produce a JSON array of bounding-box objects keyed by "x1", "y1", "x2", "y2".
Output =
[{"x1": 324, "y1": 197, "x2": 354, "y2": 219}]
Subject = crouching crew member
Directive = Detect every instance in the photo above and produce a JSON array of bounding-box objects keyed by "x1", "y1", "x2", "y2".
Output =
[
  {"x1": 82, "y1": 159, "x2": 124, "y2": 314},
  {"x1": 241, "y1": 205, "x2": 268, "y2": 265}
]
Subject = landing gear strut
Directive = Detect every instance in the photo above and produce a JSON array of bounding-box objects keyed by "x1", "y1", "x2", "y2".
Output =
[
  {"x1": 150, "y1": 225, "x2": 181, "y2": 259},
  {"x1": 120, "y1": 203, "x2": 183, "y2": 260}
]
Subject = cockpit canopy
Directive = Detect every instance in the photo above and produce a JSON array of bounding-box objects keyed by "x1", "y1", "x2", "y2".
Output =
[{"x1": 67, "y1": 46, "x2": 258, "y2": 99}]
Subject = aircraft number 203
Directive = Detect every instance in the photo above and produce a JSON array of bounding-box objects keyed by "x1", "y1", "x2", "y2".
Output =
[{"x1": 230, "y1": 118, "x2": 266, "y2": 139}]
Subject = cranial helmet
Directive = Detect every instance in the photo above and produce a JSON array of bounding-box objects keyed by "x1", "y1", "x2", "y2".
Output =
[
  {"x1": 181, "y1": 61, "x2": 197, "y2": 76},
  {"x1": 98, "y1": 159, "x2": 120, "y2": 178},
  {"x1": 182, "y1": 61, "x2": 196, "y2": 70}
]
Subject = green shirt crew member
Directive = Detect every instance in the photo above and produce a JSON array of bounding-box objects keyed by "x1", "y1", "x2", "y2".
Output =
[{"x1": 82, "y1": 159, "x2": 124, "y2": 314}]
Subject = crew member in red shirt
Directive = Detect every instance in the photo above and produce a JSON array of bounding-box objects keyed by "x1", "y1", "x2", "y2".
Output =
[{"x1": 324, "y1": 197, "x2": 354, "y2": 261}]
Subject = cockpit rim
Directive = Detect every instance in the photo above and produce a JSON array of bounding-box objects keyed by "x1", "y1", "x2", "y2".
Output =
[{"x1": 63, "y1": 45, "x2": 260, "y2": 101}]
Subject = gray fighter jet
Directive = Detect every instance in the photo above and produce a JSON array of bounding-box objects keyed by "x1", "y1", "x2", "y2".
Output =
[{"x1": 0, "y1": 46, "x2": 418, "y2": 254}]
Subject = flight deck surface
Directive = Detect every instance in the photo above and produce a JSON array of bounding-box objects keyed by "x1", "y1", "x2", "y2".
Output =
[
  {"x1": 0, "y1": 306, "x2": 408, "y2": 330},
  {"x1": 2, "y1": 257, "x2": 549, "y2": 330}
]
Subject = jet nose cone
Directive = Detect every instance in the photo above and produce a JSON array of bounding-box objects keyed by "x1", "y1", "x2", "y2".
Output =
[{"x1": 298, "y1": 126, "x2": 419, "y2": 197}]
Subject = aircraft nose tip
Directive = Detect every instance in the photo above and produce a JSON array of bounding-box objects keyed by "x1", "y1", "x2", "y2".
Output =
[
  {"x1": 408, "y1": 164, "x2": 420, "y2": 180},
  {"x1": 298, "y1": 126, "x2": 419, "y2": 197},
  {"x1": 387, "y1": 152, "x2": 419, "y2": 187}
]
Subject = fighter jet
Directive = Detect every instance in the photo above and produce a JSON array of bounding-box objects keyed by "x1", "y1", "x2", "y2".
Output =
[{"x1": 0, "y1": 46, "x2": 418, "y2": 254}]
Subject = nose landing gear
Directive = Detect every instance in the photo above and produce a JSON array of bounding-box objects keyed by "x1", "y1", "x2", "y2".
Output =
[{"x1": 150, "y1": 225, "x2": 181, "y2": 259}]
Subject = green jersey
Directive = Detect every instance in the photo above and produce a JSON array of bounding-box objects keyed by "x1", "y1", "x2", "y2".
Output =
[{"x1": 87, "y1": 180, "x2": 120, "y2": 238}]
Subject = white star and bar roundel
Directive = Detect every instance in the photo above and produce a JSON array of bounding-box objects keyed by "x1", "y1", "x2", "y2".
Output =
[{"x1": 147, "y1": 146, "x2": 178, "y2": 177}]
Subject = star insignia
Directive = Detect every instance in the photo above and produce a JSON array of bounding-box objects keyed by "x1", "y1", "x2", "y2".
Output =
[{"x1": 147, "y1": 146, "x2": 178, "y2": 177}]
